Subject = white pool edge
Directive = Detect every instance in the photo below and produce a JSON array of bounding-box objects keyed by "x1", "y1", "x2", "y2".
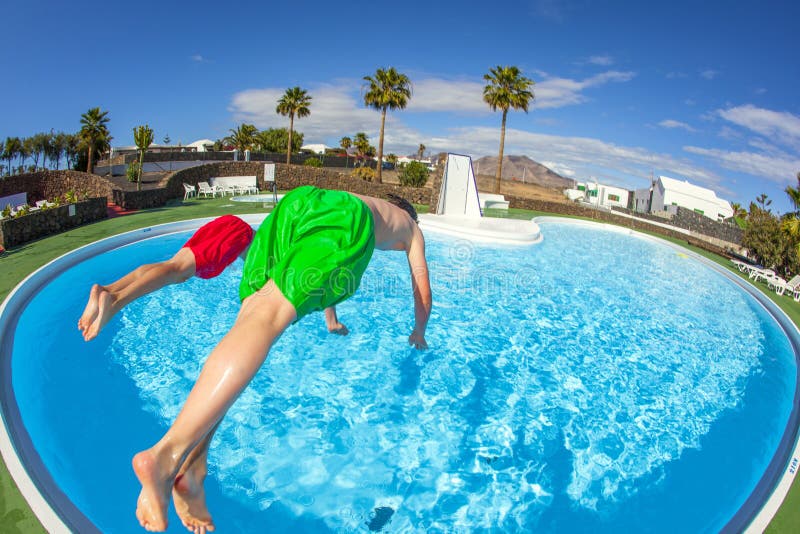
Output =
[{"x1": 0, "y1": 214, "x2": 797, "y2": 532}]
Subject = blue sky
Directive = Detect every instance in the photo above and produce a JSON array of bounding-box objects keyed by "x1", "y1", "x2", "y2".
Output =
[{"x1": 2, "y1": 0, "x2": 799, "y2": 212}]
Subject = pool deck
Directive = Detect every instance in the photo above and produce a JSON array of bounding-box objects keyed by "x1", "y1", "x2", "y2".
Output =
[{"x1": 0, "y1": 197, "x2": 799, "y2": 533}]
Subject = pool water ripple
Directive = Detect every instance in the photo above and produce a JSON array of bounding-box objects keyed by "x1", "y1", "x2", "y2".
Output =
[{"x1": 11, "y1": 221, "x2": 795, "y2": 533}]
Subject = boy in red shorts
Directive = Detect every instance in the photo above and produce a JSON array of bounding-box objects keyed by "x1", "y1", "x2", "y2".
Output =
[{"x1": 78, "y1": 214, "x2": 254, "y2": 341}]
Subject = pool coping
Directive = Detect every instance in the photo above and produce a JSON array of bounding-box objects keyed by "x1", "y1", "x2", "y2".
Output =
[{"x1": 0, "y1": 214, "x2": 796, "y2": 532}]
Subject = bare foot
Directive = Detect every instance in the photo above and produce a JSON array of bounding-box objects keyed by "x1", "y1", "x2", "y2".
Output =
[
  {"x1": 83, "y1": 288, "x2": 114, "y2": 341},
  {"x1": 132, "y1": 450, "x2": 172, "y2": 532},
  {"x1": 327, "y1": 321, "x2": 349, "y2": 336},
  {"x1": 173, "y1": 467, "x2": 215, "y2": 533},
  {"x1": 77, "y1": 284, "x2": 102, "y2": 334}
]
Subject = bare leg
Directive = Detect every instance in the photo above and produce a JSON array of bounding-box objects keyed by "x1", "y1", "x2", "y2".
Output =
[
  {"x1": 172, "y1": 423, "x2": 220, "y2": 533},
  {"x1": 324, "y1": 306, "x2": 348, "y2": 335},
  {"x1": 81, "y1": 248, "x2": 196, "y2": 341},
  {"x1": 133, "y1": 280, "x2": 297, "y2": 531}
]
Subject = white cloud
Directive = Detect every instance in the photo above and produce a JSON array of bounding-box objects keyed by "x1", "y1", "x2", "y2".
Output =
[
  {"x1": 755, "y1": 87, "x2": 767, "y2": 95},
  {"x1": 406, "y1": 79, "x2": 485, "y2": 113},
  {"x1": 534, "y1": 70, "x2": 635, "y2": 109},
  {"x1": 421, "y1": 126, "x2": 727, "y2": 193},
  {"x1": 658, "y1": 119, "x2": 697, "y2": 132},
  {"x1": 191, "y1": 54, "x2": 208, "y2": 63},
  {"x1": 406, "y1": 71, "x2": 635, "y2": 112},
  {"x1": 587, "y1": 55, "x2": 614, "y2": 66},
  {"x1": 230, "y1": 83, "x2": 387, "y2": 142},
  {"x1": 666, "y1": 72, "x2": 687, "y2": 79},
  {"x1": 700, "y1": 69, "x2": 719, "y2": 80},
  {"x1": 684, "y1": 145, "x2": 800, "y2": 185},
  {"x1": 232, "y1": 70, "x2": 637, "y2": 138},
  {"x1": 716, "y1": 104, "x2": 800, "y2": 149}
]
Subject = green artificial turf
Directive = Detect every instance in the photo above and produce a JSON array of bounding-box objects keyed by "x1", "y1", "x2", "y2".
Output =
[{"x1": 0, "y1": 200, "x2": 798, "y2": 532}]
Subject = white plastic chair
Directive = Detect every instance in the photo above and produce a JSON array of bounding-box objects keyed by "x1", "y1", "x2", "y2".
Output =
[
  {"x1": 183, "y1": 183, "x2": 197, "y2": 201},
  {"x1": 198, "y1": 182, "x2": 220, "y2": 198}
]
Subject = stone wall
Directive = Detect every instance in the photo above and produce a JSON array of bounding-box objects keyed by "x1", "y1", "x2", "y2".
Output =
[
  {"x1": 610, "y1": 206, "x2": 743, "y2": 245},
  {"x1": 0, "y1": 197, "x2": 107, "y2": 249},
  {"x1": 112, "y1": 189, "x2": 171, "y2": 210},
  {"x1": 505, "y1": 194, "x2": 732, "y2": 256},
  {"x1": 162, "y1": 162, "x2": 434, "y2": 205},
  {"x1": 0, "y1": 171, "x2": 115, "y2": 204}
]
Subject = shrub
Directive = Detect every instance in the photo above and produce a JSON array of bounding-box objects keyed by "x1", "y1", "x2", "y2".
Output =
[
  {"x1": 127, "y1": 161, "x2": 140, "y2": 183},
  {"x1": 63, "y1": 190, "x2": 78, "y2": 204},
  {"x1": 399, "y1": 161, "x2": 429, "y2": 187},
  {"x1": 304, "y1": 157, "x2": 323, "y2": 168},
  {"x1": 14, "y1": 205, "x2": 30, "y2": 218},
  {"x1": 2, "y1": 204, "x2": 12, "y2": 218},
  {"x1": 351, "y1": 167, "x2": 375, "y2": 181}
]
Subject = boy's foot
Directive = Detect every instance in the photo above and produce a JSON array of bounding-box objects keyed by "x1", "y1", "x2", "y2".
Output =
[
  {"x1": 132, "y1": 450, "x2": 172, "y2": 532},
  {"x1": 83, "y1": 288, "x2": 113, "y2": 341},
  {"x1": 77, "y1": 284, "x2": 102, "y2": 334},
  {"x1": 173, "y1": 468, "x2": 215, "y2": 533}
]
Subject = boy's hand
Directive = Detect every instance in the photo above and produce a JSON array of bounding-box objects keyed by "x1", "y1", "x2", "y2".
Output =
[{"x1": 409, "y1": 330, "x2": 428, "y2": 350}]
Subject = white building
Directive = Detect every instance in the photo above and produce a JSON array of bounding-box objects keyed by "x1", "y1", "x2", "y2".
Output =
[
  {"x1": 301, "y1": 143, "x2": 331, "y2": 155},
  {"x1": 651, "y1": 175, "x2": 733, "y2": 221},
  {"x1": 577, "y1": 181, "x2": 630, "y2": 209},
  {"x1": 187, "y1": 139, "x2": 215, "y2": 152},
  {"x1": 633, "y1": 187, "x2": 652, "y2": 213}
]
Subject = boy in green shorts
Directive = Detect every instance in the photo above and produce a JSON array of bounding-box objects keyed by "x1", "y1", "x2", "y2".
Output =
[{"x1": 131, "y1": 186, "x2": 432, "y2": 533}]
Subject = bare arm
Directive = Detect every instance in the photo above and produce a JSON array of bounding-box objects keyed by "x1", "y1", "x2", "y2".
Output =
[{"x1": 407, "y1": 226, "x2": 432, "y2": 349}]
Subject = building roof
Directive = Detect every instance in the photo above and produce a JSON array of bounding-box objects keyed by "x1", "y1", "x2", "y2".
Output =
[
  {"x1": 659, "y1": 175, "x2": 732, "y2": 215},
  {"x1": 658, "y1": 175, "x2": 720, "y2": 202},
  {"x1": 187, "y1": 139, "x2": 215, "y2": 148}
]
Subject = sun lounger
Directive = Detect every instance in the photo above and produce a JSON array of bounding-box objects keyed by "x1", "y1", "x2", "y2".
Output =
[{"x1": 767, "y1": 275, "x2": 791, "y2": 296}]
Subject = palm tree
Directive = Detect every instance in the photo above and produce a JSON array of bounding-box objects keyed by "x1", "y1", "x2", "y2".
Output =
[
  {"x1": 417, "y1": 143, "x2": 426, "y2": 160},
  {"x1": 339, "y1": 136, "x2": 352, "y2": 167},
  {"x1": 362, "y1": 67, "x2": 412, "y2": 183},
  {"x1": 387, "y1": 153, "x2": 398, "y2": 170},
  {"x1": 756, "y1": 193, "x2": 772, "y2": 211},
  {"x1": 79, "y1": 107, "x2": 111, "y2": 174},
  {"x1": 2, "y1": 137, "x2": 20, "y2": 175},
  {"x1": 786, "y1": 173, "x2": 800, "y2": 214},
  {"x1": 133, "y1": 124, "x2": 154, "y2": 191},
  {"x1": 353, "y1": 132, "x2": 370, "y2": 167},
  {"x1": 64, "y1": 134, "x2": 80, "y2": 170},
  {"x1": 276, "y1": 87, "x2": 312, "y2": 165},
  {"x1": 483, "y1": 65, "x2": 535, "y2": 194},
  {"x1": 225, "y1": 124, "x2": 257, "y2": 153}
]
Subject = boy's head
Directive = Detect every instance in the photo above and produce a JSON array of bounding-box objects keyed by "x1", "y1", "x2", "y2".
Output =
[{"x1": 386, "y1": 193, "x2": 418, "y2": 223}]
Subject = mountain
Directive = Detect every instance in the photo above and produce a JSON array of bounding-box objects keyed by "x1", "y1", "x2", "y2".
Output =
[{"x1": 473, "y1": 155, "x2": 575, "y2": 189}]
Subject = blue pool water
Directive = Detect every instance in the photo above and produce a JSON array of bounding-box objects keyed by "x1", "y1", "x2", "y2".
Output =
[{"x1": 10, "y1": 221, "x2": 797, "y2": 533}]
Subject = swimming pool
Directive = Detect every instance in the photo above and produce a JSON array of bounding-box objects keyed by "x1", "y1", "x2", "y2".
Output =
[{"x1": 1, "y1": 217, "x2": 799, "y2": 533}]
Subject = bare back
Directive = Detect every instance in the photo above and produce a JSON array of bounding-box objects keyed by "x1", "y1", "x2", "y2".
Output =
[{"x1": 352, "y1": 193, "x2": 418, "y2": 251}]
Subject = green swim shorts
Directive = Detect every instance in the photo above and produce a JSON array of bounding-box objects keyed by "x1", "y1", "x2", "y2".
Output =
[{"x1": 239, "y1": 185, "x2": 375, "y2": 320}]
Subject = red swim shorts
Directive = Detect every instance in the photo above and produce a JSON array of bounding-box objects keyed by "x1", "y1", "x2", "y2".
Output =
[{"x1": 182, "y1": 215, "x2": 254, "y2": 279}]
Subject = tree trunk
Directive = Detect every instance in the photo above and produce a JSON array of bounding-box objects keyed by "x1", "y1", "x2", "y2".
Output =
[
  {"x1": 494, "y1": 109, "x2": 508, "y2": 194},
  {"x1": 376, "y1": 108, "x2": 386, "y2": 183},
  {"x1": 286, "y1": 115, "x2": 294, "y2": 166},
  {"x1": 87, "y1": 145, "x2": 94, "y2": 174}
]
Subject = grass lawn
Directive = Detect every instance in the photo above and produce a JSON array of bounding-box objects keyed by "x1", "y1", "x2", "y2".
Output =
[{"x1": 0, "y1": 199, "x2": 797, "y2": 532}]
